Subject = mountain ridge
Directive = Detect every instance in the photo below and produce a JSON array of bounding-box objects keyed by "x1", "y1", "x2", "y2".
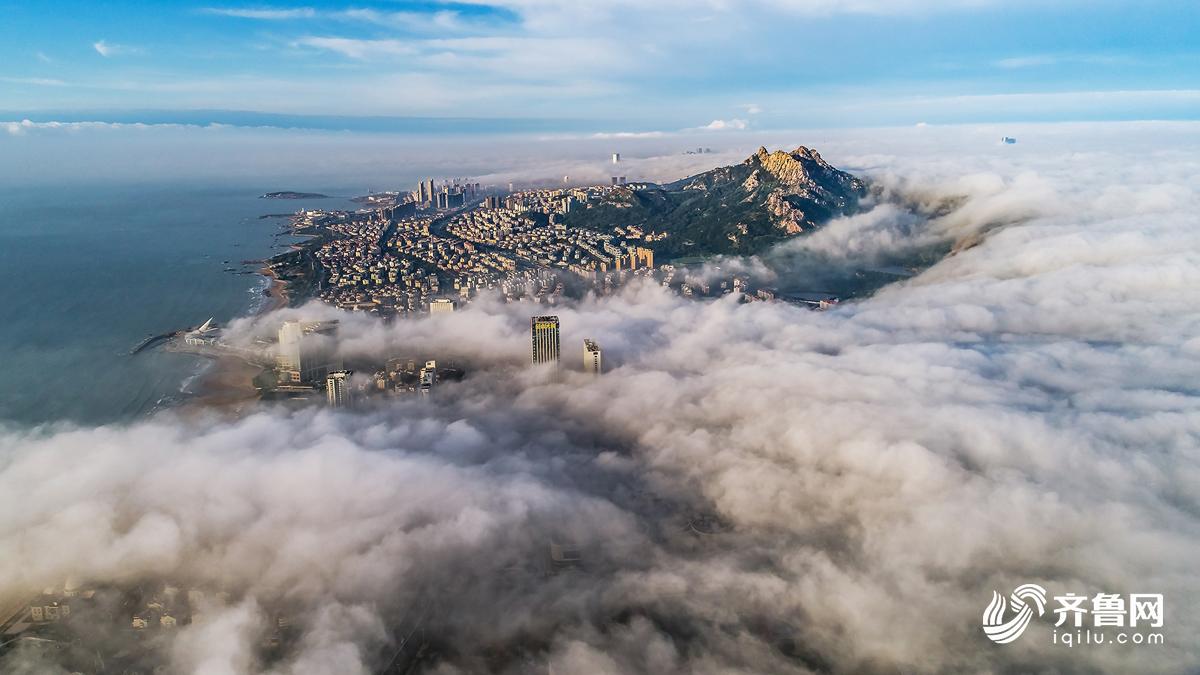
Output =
[{"x1": 565, "y1": 145, "x2": 867, "y2": 259}]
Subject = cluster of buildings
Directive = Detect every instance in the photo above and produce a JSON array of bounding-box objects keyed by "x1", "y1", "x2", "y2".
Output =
[
  {"x1": 279, "y1": 171, "x2": 842, "y2": 330},
  {"x1": 0, "y1": 581, "x2": 298, "y2": 669},
  {"x1": 289, "y1": 175, "x2": 809, "y2": 320},
  {"x1": 495, "y1": 184, "x2": 652, "y2": 217},
  {"x1": 310, "y1": 211, "x2": 449, "y2": 314},
  {"x1": 325, "y1": 358, "x2": 463, "y2": 409},
  {"x1": 2, "y1": 584, "x2": 86, "y2": 639},
  {"x1": 267, "y1": 313, "x2": 601, "y2": 412},
  {"x1": 412, "y1": 177, "x2": 481, "y2": 210},
  {"x1": 267, "y1": 318, "x2": 467, "y2": 409},
  {"x1": 386, "y1": 220, "x2": 516, "y2": 301},
  {"x1": 530, "y1": 315, "x2": 603, "y2": 375},
  {"x1": 446, "y1": 205, "x2": 657, "y2": 279},
  {"x1": 128, "y1": 585, "x2": 203, "y2": 632},
  {"x1": 276, "y1": 319, "x2": 341, "y2": 385}
]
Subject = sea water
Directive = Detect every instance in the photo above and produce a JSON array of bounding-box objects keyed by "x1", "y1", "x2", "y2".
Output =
[{"x1": 0, "y1": 183, "x2": 359, "y2": 426}]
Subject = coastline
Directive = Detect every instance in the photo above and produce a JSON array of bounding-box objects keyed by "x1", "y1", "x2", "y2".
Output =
[
  {"x1": 173, "y1": 262, "x2": 293, "y2": 418},
  {"x1": 177, "y1": 356, "x2": 264, "y2": 418},
  {"x1": 155, "y1": 203, "x2": 335, "y2": 419},
  {"x1": 259, "y1": 263, "x2": 291, "y2": 313}
]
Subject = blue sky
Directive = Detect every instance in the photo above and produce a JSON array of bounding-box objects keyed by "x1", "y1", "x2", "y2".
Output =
[{"x1": 0, "y1": 0, "x2": 1197, "y2": 132}]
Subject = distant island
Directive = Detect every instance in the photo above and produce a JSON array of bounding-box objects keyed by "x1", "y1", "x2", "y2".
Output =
[{"x1": 260, "y1": 191, "x2": 330, "y2": 200}]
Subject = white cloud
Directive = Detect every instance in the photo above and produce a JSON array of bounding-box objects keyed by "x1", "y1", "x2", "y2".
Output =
[
  {"x1": 0, "y1": 119, "x2": 229, "y2": 136},
  {"x1": 337, "y1": 7, "x2": 463, "y2": 30},
  {"x1": 994, "y1": 54, "x2": 1059, "y2": 68},
  {"x1": 421, "y1": 36, "x2": 631, "y2": 78},
  {"x1": 202, "y1": 6, "x2": 316, "y2": 20},
  {"x1": 201, "y1": 6, "x2": 465, "y2": 31},
  {"x1": 993, "y1": 53, "x2": 1133, "y2": 69},
  {"x1": 566, "y1": 120, "x2": 752, "y2": 142},
  {"x1": 696, "y1": 118, "x2": 749, "y2": 131},
  {"x1": 591, "y1": 130, "x2": 667, "y2": 139},
  {"x1": 292, "y1": 36, "x2": 415, "y2": 59},
  {"x1": 741, "y1": 103, "x2": 764, "y2": 114},
  {"x1": 92, "y1": 39, "x2": 140, "y2": 57},
  {"x1": 448, "y1": 0, "x2": 1014, "y2": 23},
  {"x1": 0, "y1": 76, "x2": 67, "y2": 87}
]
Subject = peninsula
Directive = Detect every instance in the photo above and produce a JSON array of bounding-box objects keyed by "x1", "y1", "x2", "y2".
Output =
[
  {"x1": 261, "y1": 191, "x2": 330, "y2": 200},
  {"x1": 263, "y1": 147, "x2": 886, "y2": 316}
]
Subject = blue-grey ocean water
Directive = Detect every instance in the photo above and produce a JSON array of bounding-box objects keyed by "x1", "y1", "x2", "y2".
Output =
[{"x1": 0, "y1": 184, "x2": 359, "y2": 427}]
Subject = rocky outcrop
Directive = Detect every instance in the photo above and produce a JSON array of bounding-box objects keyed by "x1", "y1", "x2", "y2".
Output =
[
  {"x1": 564, "y1": 145, "x2": 866, "y2": 258},
  {"x1": 744, "y1": 146, "x2": 866, "y2": 234}
]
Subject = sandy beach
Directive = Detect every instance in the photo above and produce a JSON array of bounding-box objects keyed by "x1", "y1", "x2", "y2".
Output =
[
  {"x1": 260, "y1": 264, "x2": 290, "y2": 312},
  {"x1": 174, "y1": 266, "x2": 290, "y2": 419},
  {"x1": 181, "y1": 357, "x2": 264, "y2": 416}
]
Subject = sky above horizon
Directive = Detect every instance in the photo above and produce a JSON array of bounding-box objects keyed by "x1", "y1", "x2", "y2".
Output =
[{"x1": 0, "y1": 0, "x2": 1198, "y2": 132}]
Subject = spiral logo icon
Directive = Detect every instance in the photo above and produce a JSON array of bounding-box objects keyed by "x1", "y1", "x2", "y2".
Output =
[{"x1": 982, "y1": 583, "x2": 1048, "y2": 644}]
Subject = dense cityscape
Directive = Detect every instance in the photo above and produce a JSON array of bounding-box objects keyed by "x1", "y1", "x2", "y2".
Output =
[
  {"x1": 283, "y1": 176, "x2": 779, "y2": 318},
  {"x1": 282, "y1": 145, "x2": 875, "y2": 324},
  {"x1": 221, "y1": 163, "x2": 846, "y2": 410}
]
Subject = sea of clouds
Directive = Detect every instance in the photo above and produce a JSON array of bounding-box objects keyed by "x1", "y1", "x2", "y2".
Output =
[{"x1": 0, "y1": 122, "x2": 1197, "y2": 673}]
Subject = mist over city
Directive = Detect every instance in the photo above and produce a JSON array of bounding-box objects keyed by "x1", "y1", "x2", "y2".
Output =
[{"x1": 1, "y1": 2, "x2": 1198, "y2": 674}]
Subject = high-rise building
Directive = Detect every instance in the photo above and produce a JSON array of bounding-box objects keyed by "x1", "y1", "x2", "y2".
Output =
[
  {"x1": 424, "y1": 179, "x2": 436, "y2": 203},
  {"x1": 429, "y1": 298, "x2": 455, "y2": 313},
  {"x1": 531, "y1": 315, "x2": 561, "y2": 365},
  {"x1": 583, "y1": 339, "x2": 602, "y2": 375},
  {"x1": 384, "y1": 200, "x2": 416, "y2": 222},
  {"x1": 419, "y1": 360, "x2": 438, "y2": 395},
  {"x1": 326, "y1": 370, "x2": 353, "y2": 408},
  {"x1": 629, "y1": 246, "x2": 654, "y2": 270},
  {"x1": 276, "y1": 321, "x2": 303, "y2": 372},
  {"x1": 612, "y1": 153, "x2": 620, "y2": 164},
  {"x1": 277, "y1": 320, "x2": 341, "y2": 383}
]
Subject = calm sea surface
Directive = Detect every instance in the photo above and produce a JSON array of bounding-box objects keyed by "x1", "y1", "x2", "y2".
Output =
[{"x1": 0, "y1": 183, "x2": 360, "y2": 426}]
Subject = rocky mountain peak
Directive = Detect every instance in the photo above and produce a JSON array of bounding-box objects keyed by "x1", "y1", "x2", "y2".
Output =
[
  {"x1": 570, "y1": 144, "x2": 866, "y2": 258},
  {"x1": 745, "y1": 145, "x2": 836, "y2": 186}
]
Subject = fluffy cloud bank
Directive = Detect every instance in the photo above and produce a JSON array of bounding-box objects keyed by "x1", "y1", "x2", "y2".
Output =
[{"x1": 1, "y1": 124, "x2": 1198, "y2": 673}]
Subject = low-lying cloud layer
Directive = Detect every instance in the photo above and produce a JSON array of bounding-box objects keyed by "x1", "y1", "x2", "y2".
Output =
[{"x1": 1, "y1": 123, "x2": 1198, "y2": 673}]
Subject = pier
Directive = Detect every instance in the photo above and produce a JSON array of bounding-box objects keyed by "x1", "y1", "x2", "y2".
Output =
[{"x1": 130, "y1": 331, "x2": 182, "y2": 355}]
